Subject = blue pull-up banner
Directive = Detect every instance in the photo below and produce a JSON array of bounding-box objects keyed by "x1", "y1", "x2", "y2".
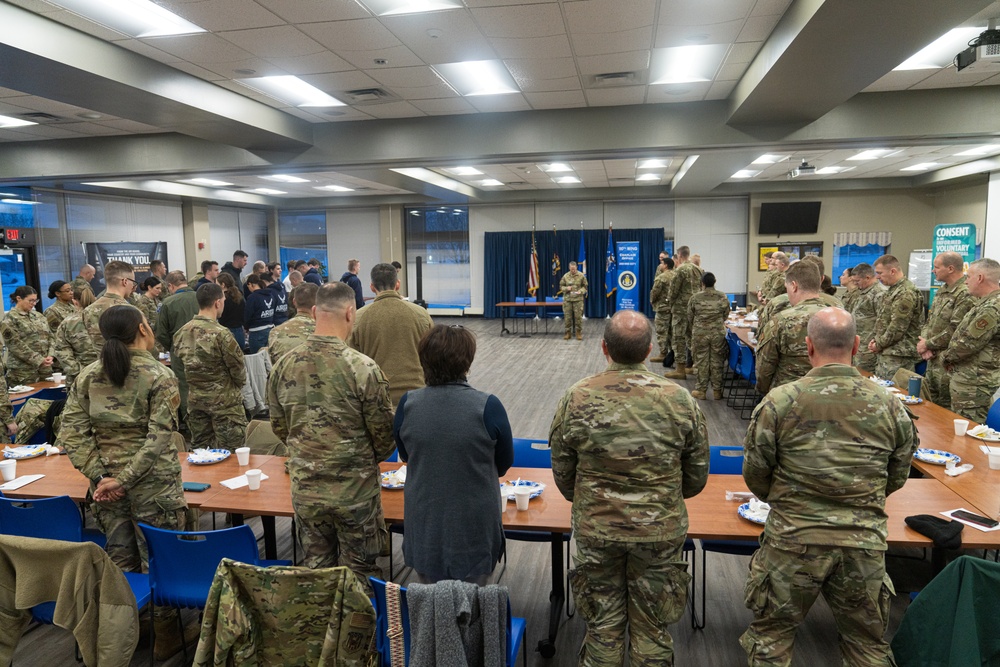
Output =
[{"x1": 615, "y1": 241, "x2": 640, "y2": 312}]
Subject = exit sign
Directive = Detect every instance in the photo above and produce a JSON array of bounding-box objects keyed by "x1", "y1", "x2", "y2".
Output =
[{"x1": 5, "y1": 229, "x2": 19, "y2": 242}]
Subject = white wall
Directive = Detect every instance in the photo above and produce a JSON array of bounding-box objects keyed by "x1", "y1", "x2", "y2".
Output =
[
  {"x1": 674, "y1": 198, "x2": 749, "y2": 294},
  {"x1": 327, "y1": 207, "x2": 381, "y2": 294},
  {"x1": 208, "y1": 206, "x2": 268, "y2": 279}
]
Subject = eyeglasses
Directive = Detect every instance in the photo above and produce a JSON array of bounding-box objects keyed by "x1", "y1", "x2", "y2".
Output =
[{"x1": 122, "y1": 277, "x2": 138, "y2": 286}]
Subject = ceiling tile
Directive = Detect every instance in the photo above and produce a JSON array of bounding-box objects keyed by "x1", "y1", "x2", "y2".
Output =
[
  {"x1": 576, "y1": 51, "x2": 650, "y2": 76},
  {"x1": 169, "y1": 60, "x2": 230, "y2": 81},
  {"x1": 1, "y1": 124, "x2": 86, "y2": 139},
  {"x1": 572, "y1": 26, "x2": 653, "y2": 57},
  {"x1": 525, "y1": 90, "x2": 587, "y2": 108},
  {"x1": 219, "y1": 26, "x2": 326, "y2": 59},
  {"x1": 975, "y1": 73, "x2": 1000, "y2": 86},
  {"x1": 365, "y1": 66, "x2": 445, "y2": 88},
  {"x1": 490, "y1": 34, "x2": 574, "y2": 60},
  {"x1": 302, "y1": 70, "x2": 384, "y2": 93},
  {"x1": 910, "y1": 68, "x2": 999, "y2": 90},
  {"x1": 338, "y1": 45, "x2": 425, "y2": 70},
  {"x1": 142, "y1": 33, "x2": 257, "y2": 63},
  {"x1": 466, "y1": 93, "x2": 531, "y2": 112},
  {"x1": 725, "y1": 40, "x2": 763, "y2": 64},
  {"x1": 56, "y1": 121, "x2": 130, "y2": 136},
  {"x1": 653, "y1": 20, "x2": 742, "y2": 48},
  {"x1": 93, "y1": 119, "x2": 169, "y2": 133},
  {"x1": 504, "y1": 57, "x2": 579, "y2": 91},
  {"x1": 381, "y1": 10, "x2": 497, "y2": 63},
  {"x1": 157, "y1": 0, "x2": 284, "y2": 31},
  {"x1": 290, "y1": 106, "x2": 374, "y2": 122},
  {"x1": 42, "y1": 9, "x2": 127, "y2": 40},
  {"x1": 254, "y1": 0, "x2": 371, "y2": 23},
  {"x1": 300, "y1": 18, "x2": 402, "y2": 52},
  {"x1": 464, "y1": 0, "x2": 554, "y2": 6},
  {"x1": 0, "y1": 131, "x2": 40, "y2": 142},
  {"x1": 658, "y1": 0, "x2": 754, "y2": 26},
  {"x1": 201, "y1": 57, "x2": 286, "y2": 79},
  {"x1": 736, "y1": 14, "x2": 780, "y2": 42},
  {"x1": 267, "y1": 51, "x2": 356, "y2": 75},
  {"x1": 410, "y1": 97, "x2": 477, "y2": 115},
  {"x1": 564, "y1": 0, "x2": 655, "y2": 33},
  {"x1": 382, "y1": 81, "x2": 459, "y2": 100},
  {"x1": 647, "y1": 81, "x2": 713, "y2": 104},
  {"x1": 3, "y1": 0, "x2": 56, "y2": 13},
  {"x1": 862, "y1": 70, "x2": 933, "y2": 93},
  {"x1": 706, "y1": 79, "x2": 737, "y2": 100},
  {"x1": 111, "y1": 38, "x2": 185, "y2": 64},
  {"x1": 471, "y1": 4, "x2": 566, "y2": 38},
  {"x1": 361, "y1": 101, "x2": 427, "y2": 119},
  {"x1": 716, "y1": 61, "x2": 750, "y2": 81},
  {"x1": 584, "y1": 85, "x2": 645, "y2": 106},
  {"x1": 751, "y1": 0, "x2": 793, "y2": 16},
  {"x1": 0, "y1": 87, "x2": 28, "y2": 99}
]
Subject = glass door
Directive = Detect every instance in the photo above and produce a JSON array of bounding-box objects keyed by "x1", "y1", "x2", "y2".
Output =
[{"x1": 0, "y1": 247, "x2": 40, "y2": 314}]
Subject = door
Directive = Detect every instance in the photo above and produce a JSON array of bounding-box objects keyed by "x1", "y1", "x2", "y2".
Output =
[{"x1": 0, "y1": 246, "x2": 41, "y2": 314}]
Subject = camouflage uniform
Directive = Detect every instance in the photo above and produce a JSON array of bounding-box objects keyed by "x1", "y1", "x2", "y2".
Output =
[
  {"x1": 840, "y1": 287, "x2": 858, "y2": 314},
  {"x1": 921, "y1": 276, "x2": 974, "y2": 407},
  {"x1": 649, "y1": 269, "x2": 674, "y2": 357},
  {"x1": 268, "y1": 314, "x2": 316, "y2": 366},
  {"x1": 173, "y1": 315, "x2": 247, "y2": 450},
  {"x1": 57, "y1": 294, "x2": 138, "y2": 378},
  {"x1": 60, "y1": 349, "x2": 188, "y2": 574},
  {"x1": 687, "y1": 287, "x2": 730, "y2": 397},
  {"x1": 755, "y1": 296, "x2": 830, "y2": 395},
  {"x1": 268, "y1": 334, "x2": 395, "y2": 591},
  {"x1": 136, "y1": 294, "x2": 160, "y2": 337},
  {"x1": 560, "y1": 271, "x2": 588, "y2": 338},
  {"x1": 0, "y1": 356, "x2": 13, "y2": 428},
  {"x1": 550, "y1": 362, "x2": 709, "y2": 667},
  {"x1": 13, "y1": 398, "x2": 58, "y2": 445},
  {"x1": 761, "y1": 269, "x2": 787, "y2": 302},
  {"x1": 668, "y1": 261, "x2": 702, "y2": 366},
  {"x1": 69, "y1": 276, "x2": 94, "y2": 297},
  {"x1": 44, "y1": 300, "x2": 77, "y2": 333},
  {"x1": 0, "y1": 307, "x2": 52, "y2": 385},
  {"x1": 756, "y1": 294, "x2": 790, "y2": 330},
  {"x1": 742, "y1": 364, "x2": 917, "y2": 667},
  {"x1": 872, "y1": 277, "x2": 924, "y2": 379},
  {"x1": 155, "y1": 287, "x2": 199, "y2": 412},
  {"x1": 851, "y1": 283, "x2": 886, "y2": 373},
  {"x1": 942, "y1": 290, "x2": 1000, "y2": 423}
]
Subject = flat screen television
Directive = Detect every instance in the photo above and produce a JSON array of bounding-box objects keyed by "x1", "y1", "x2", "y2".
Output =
[{"x1": 758, "y1": 201, "x2": 821, "y2": 235}]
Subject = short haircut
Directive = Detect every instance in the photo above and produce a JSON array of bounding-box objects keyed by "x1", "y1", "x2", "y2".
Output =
[
  {"x1": 286, "y1": 260, "x2": 297, "y2": 270},
  {"x1": 196, "y1": 283, "x2": 223, "y2": 308},
  {"x1": 289, "y1": 270, "x2": 303, "y2": 283},
  {"x1": 764, "y1": 251, "x2": 774, "y2": 259},
  {"x1": 370, "y1": 263, "x2": 398, "y2": 292},
  {"x1": 676, "y1": 245, "x2": 690, "y2": 258},
  {"x1": 664, "y1": 257, "x2": 675, "y2": 270},
  {"x1": 702, "y1": 272, "x2": 717, "y2": 288},
  {"x1": 150, "y1": 259, "x2": 164, "y2": 272},
  {"x1": 807, "y1": 308, "x2": 857, "y2": 353},
  {"x1": 419, "y1": 324, "x2": 477, "y2": 386},
  {"x1": 800, "y1": 254, "x2": 826, "y2": 275},
  {"x1": 291, "y1": 283, "x2": 318, "y2": 311},
  {"x1": 315, "y1": 282, "x2": 356, "y2": 313},
  {"x1": 294, "y1": 260, "x2": 308, "y2": 270},
  {"x1": 201, "y1": 260, "x2": 218, "y2": 274},
  {"x1": 874, "y1": 254, "x2": 899, "y2": 270},
  {"x1": 308, "y1": 258, "x2": 321, "y2": 267},
  {"x1": 970, "y1": 258, "x2": 1000, "y2": 283},
  {"x1": 772, "y1": 252, "x2": 790, "y2": 268},
  {"x1": 252, "y1": 260, "x2": 266, "y2": 273},
  {"x1": 267, "y1": 261, "x2": 281, "y2": 272},
  {"x1": 937, "y1": 251, "x2": 964, "y2": 272},
  {"x1": 603, "y1": 310, "x2": 652, "y2": 364},
  {"x1": 233, "y1": 250, "x2": 248, "y2": 259},
  {"x1": 852, "y1": 263, "x2": 874, "y2": 279},
  {"x1": 259, "y1": 274, "x2": 273, "y2": 286},
  {"x1": 165, "y1": 270, "x2": 187, "y2": 286},
  {"x1": 569, "y1": 261, "x2": 578, "y2": 268},
  {"x1": 785, "y1": 261, "x2": 821, "y2": 292},
  {"x1": 104, "y1": 261, "x2": 134, "y2": 282},
  {"x1": 348, "y1": 258, "x2": 360, "y2": 272}
]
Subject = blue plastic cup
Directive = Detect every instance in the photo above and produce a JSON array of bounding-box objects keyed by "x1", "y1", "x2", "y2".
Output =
[{"x1": 908, "y1": 376, "x2": 922, "y2": 398}]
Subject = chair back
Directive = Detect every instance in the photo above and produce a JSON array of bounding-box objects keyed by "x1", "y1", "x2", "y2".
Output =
[
  {"x1": 139, "y1": 523, "x2": 260, "y2": 609},
  {"x1": 0, "y1": 495, "x2": 84, "y2": 542},
  {"x1": 512, "y1": 438, "x2": 551, "y2": 468},
  {"x1": 709, "y1": 446, "x2": 744, "y2": 475},
  {"x1": 986, "y1": 399, "x2": 1000, "y2": 430},
  {"x1": 726, "y1": 333, "x2": 741, "y2": 372},
  {"x1": 386, "y1": 449, "x2": 400, "y2": 463},
  {"x1": 736, "y1": 341, "x2": 756, "y2": 385}
]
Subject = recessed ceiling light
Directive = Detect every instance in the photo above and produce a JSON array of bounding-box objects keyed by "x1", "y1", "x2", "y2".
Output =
[
  {"x1": 637, "y1": 159, "x2": 667, "y2": 169},
  {"x1": 0, "y1": 198, "x2": 38, "y2": 205},
  {"x1": 445, "y1": 166, "x2": 484, "y2": 176},
  {"x1": 76, "y1": 112, "x2": 103, "y2": 120},
  {"x1": 895, "y1": 27, "x2": 984, "y2": 70},
  {"x1": 636, "y1": 173, "x2": 661, "y2": 181},
  {"x1": 409, "y1": 211, "x2": 421, "y2": 215},
  {"x1": 253, "y1": 188, "x2": 286, "y2": 195},
  {"x1": 480, "y1": 179, "x2": 504, "y2": 186},
  {"x1": 752, "y1": 154, "x2": 786, "y2": 164},
  {"x1": 0, "y1": 114, "x2": 36, "y2": 128},
  {"x1": 45, "y1": 0, "x2": 205, "y2": 37},
  {"x1": 183, "y1": 177, "x2": 233, "y2": 187},
  {"x1": 238, "y1": 76, "x2": 345, "y2": 107},
  {"x1": 453, "y1": 208, "x2": 462, "y2": 212},
  {"x1": 731, "y1": 170, "x2": 761, "y2": 179},
  {"x1": 262, "y1": 174, "x2": 310, "y2": 183},
  {"x1": 900, "y1": 162, "x2": 942, "y2": 171},
  {"x1": 955, "y1": 145, "x2": 997, "y2": 157},
  {"x1": 433, "y1": 61, "x2": 519, "y2": 96},
  {"x1": 650, "y1": 45, "x2": 728, "y2": 84},
  {"x1": 848, "y1": 149, "x2": 898, "y2": 161},
  {"x1": 555, "y1": 176, "x2": 581, "y2": 184},
  {"x1": 357, "y1": 0, "x2": 462, "y2": 16},
  {"x1": 538, "y1": 163, "x2": 573, "y2": 173},
  {"x1": 816, "y1": 166, "x2": 855, "y2": 175},
  {"x1": 316, "y1": 185, "x2": 355, "y2": 192}
]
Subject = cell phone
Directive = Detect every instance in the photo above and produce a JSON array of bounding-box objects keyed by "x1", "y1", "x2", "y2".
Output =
[
  {"x1": 183, "y1": 482, "x2": 211, "y2": 493},
  {"x1": 951, "y1": 510, "x2": 999, "y2": 528}
]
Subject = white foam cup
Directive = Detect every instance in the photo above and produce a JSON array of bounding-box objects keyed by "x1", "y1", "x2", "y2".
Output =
[
  {"x1": 0, "y1": 460, "x2": 16, "y2": 482},
  {"x1": 954, "y1": 419, "x2": 969, "y2": 436},
  {"x1": 245, "y1": 469, "x2": 262, "y2": 490},
  {"x1": 236, "y1": 447, "x2": 251, "y2": 466},
  {"x1": 514, "y1": 486, "x2": 532, "y2": 511},
  {"x1": 989, "y1": 453, "x2": 1000, "y2": 471}
]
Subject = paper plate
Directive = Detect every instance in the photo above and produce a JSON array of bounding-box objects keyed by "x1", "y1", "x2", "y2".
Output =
[
  {"x1": 3, "y1": 445, "x2": 47, "y2": 460},
  {"x1": 737, "y1": 502, "x2": 768, "y2": 525},
  {"x1": 381, "y1": 470, "x2": 405, "y2": 489},
  {"x1": 898, "y1": 395, "x2": 923, "y2": 405},
  {"x1": 967, "y1": 428, "x2": 1000, "y2": 442},
  {"x1": 500, "y1": 480, "x2": 545, "y2": 500},
  {"x1": 186, "y1": 449, "x2": 231, "y2": 465},
  {"x1": 8, "y1": 385, "x2": 34, "y2": 394},
  {"x1": 869, "y1": 377, "x2": 894, "y2": 388},
  {"x1": 913, "y1": 448, "x2": 960, "y2": 466}
]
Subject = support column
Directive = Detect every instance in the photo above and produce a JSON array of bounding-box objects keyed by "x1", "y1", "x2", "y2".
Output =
[
  {"x1": 380, "y1": 204, "x2": 406, "y2": 295},
  {"x1": 182, "y1": 201, "x2": 211, "y2": 279},
  {"x1": 984, "y1": 172, "x2": 1000, "y2": 261}
]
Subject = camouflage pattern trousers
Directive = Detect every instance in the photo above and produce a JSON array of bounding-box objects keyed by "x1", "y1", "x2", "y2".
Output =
[
  {"x1": 654, "y1": 310, "x2": 672, "y2": 356},
  {"x1": 854, "y1": 348, "x2": 877, "y2": 374},
  {"x1": 923, "y1": 357, "x2": 951, "y2": 408},
  {"x1": 186, "y1": 402, "x2": 248, "y2": 451},
  {"x1": 571, "y1": 535, "x2": 690, "y2": 667},
  {"x1": 293, "y1": 493, "x2": 387, "y2": 595},
  {"x1": 950, "y1": 377, "x2": 996, "y2": 424},
  {"x1": 671, "y1": 310, "x2": 691, "y2": 366},
  {"x1": 563, "y1": 300, "x2": 584, "y2": 335},
  {"x1": 875, "y1": 355, "x2": 913, "y2": 382},
  {"x1": 740, "y1": 542, "x2": 895, "y2": 667},
  {"x1": 692, "y1": 332, "x2": 727, "y2": 394}
]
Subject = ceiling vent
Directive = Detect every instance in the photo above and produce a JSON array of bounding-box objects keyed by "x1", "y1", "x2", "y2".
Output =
[
  {"x1": 344, "y1": 88, "x2": 398, "y2": 105},
  {"x1": 21, "y1": 112, "x2": 62, "y2": 122},
  {"x1": 590, "y1": 71, "x2": 639, "y2": 87}
]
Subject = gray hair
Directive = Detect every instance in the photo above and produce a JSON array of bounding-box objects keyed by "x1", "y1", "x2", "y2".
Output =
[
  {"x1": 806, "y1": 308, "x2": 857, "y2": 353},
  {"x1": 603, "y1": 310, "x2": 652, "y2": 364}
]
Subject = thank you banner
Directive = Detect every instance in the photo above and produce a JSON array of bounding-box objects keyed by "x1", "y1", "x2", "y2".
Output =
[
  {"x1": 615, "y1": 241, "x2": 640, "y2": 312},
  {"x1": 84, "y1": 241, "x2": 168, "y2": 292}
]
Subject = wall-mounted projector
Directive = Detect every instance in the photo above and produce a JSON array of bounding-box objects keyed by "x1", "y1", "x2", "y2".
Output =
[
  {"x1": 788, "y1": 161, "x2": 816, "y2": 179},
  {"x1": 956, "y1": 26, "x2": 1000, "y2": 72}
]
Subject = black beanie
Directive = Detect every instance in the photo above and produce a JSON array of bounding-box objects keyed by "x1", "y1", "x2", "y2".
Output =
[{"x1": 905, "y1": 514, "x2": 963, "y2": 550}]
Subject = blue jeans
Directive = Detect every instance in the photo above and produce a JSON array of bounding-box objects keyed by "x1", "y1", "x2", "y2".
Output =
[
  {"x1": 229, "y1": 327, "x2": 246, "y2": 349},
  {"x1": 247, "y1": 328, "x2": 271, "y2": 354}
]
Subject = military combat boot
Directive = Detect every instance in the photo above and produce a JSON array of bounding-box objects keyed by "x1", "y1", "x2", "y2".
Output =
[
  {"x1": 713, "y1": 388, "x2": 725, "y2": 399},
  {"x1": 576, "y1": 332, "x2": 583, "y2": 340},
  {"x1": 650, "y1": 355, "x2": 665, "y2": 363},
  {"x1": 665, "y1": 364, "x2": 687, "y2": 379},
  {"x1": 563, "y1": 332, "x2": 571, "y2": 340},
  {"x1": 690, "y1": 390, "x2": 707, "y2": 400}
]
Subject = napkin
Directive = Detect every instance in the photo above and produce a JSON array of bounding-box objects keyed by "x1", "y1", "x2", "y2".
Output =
[
  {"x1": 905, "y1": 514, "x2": 962, "y2": 548},
  {"x1": 944, "y1": 463, "x2": 974, "y2": 476},
  {"x1": 8, "y1": 385, "x2": 33, "y2": 393},
  {"x1": 726, "y1": 491, "x2": 755, "y2": 502},
  {"x1": 220, "y1": 472, "x2": 270, "y2": 490},
  {"x1": 0, "y1": 474, "x2": 46, "y2": 491},
  {"x1": 395, "y1": 465, "x2": 406, "y2": 483},
  {"x1": 744, "y1": 498, "x2": 771, "y2": 522}
]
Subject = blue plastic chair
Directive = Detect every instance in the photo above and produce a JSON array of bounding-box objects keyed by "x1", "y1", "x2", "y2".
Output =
[
  {"x1": 545, "y1": 296, "x2": 563, "y2": 318},
  {"x1": 0, "y1": 494, "x2": 106, "y2": 547},
  {"x1": 723, "y1": 332, "x2": 742, "y2": 396},
  {"x1": 985, "y1": 399, "x2": 1000, "y2": 430},
  {"x1": 370, "y1": 577, "x2": 526, "y2": 667},
  {"x1": 734, "y1": 341, "x2": 760, "y2": 419}
]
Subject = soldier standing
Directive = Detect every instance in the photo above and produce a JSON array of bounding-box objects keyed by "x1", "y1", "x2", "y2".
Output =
[
  {"x1": 44, "y1": 280, "x2": 78, "y2": 332},
  {"x1": 560, "y1": 261, "x2": 588, "y2": 340},
  {"x1": 665, "y1": 245, "x2": 701, "y2": 379},
  {"x1": 70, "y1": 263, "x2": 96, "y2": 296},
  {"x1": 0, "y1": 286, "x2": 53, "y2": 385},
  {"x1": 173, "y1": 284, "x2": 247, "y2": 450},
  {"x1": 649, "y1": 259, "x2": 675, "y2": 365},
  {"x1": 687, "y1": 272, "x2": 730, "y2": 400},
  {"x1": 268, "y1": 283, "x2": 318, "y2": 366},
  {"x1": 759, "y1": 252, "x2": 790, "y2": 304},
  {"x1": 268, "y1": 282, "x2": 395, "y2": 590},
  {"x1": 917, "y1": 252, "x2": 974, "y2": 406},
  {"x1": 155, "y1": 271, "x2": 199, "y2": 415},
  {"x1": 742, "y1": 307, "x2": 917, "y2": 666},
  {"x1": 550, "y1": 310, "x2": 708, "y2": 666},
  {"x1": 942, "y1": 258, "x2": 1000, "y2": 423},
  {"x1": 848, "y1": 263, "x2": 883, "y2": 373},
  {"x1": 868, "y1": 255, "x2": 924, "y2": 379},
  {"x1": 839, "y1": 268, "x2": 858, "y2": 312},
  {"x1": 60, "y1": 260, "x2": 140, "y2": 373}
]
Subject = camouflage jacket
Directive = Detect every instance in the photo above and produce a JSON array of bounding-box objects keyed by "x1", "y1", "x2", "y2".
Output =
[
  {"x1": 755, "y1": 296, "x2": 830, "y2": 395},
  {"x1": 61, "y1": 349, "x2": 186, "y2": 512},
  {"x1": 668, "y1": 262, "x2": 702, "y2": 314},
  {"x1": 172, "y1": 315, "x2": 245, "y2": 406},
  {"x1": 268, "y1": 335, "x2": 395, "y2": 506},
  {"x1": 44, "y1": 300, "x2": 77, "y2": 333},
  {"x1": 873, "y1": 277, "x2": 924, "y2": 358},
  {"x1": 757, "y1": 294, "x2": 790, "y2": 329},
  {"x1": 50, "y1": 312, "x2": 90, "y2": 386},
  {"x1": 559, "y1": 272, "x2": 588, "y2": 303},
  {"x1": 70, "y1": 276, "x2": 94, "y2": 296},
  {"x1": 762, "y1": 269, "x2": 787, "y2": 301},
  {"x1": 136, "y1": 294, "x2": 160, "y2": 333},
  {"x1": 549, "y1": 362, "x2": 709, "y2": 542},
  {"x1": 941, "y1": 290, "x2": 1000, "y2": 382},
  {"x1": 1, "y1": 307, "x2": 52, "y2": 385},
  {"x1": 851, "y1": 283, "x2": 885, "y2": 346},
  {"x1": 922, "y1": 276, "x2": 974, "y2": 353},
  {"x1": 649, "y1": 270, "x2": 674, "y2": 314},
  {"x1": 79, "y1": 293, "x2": 137, "y2": 364},
  {"x1": 687, "y1": 288, "x2": 730, "y2": 340},
  {"x1": 268, "y1": 315, "x2": 316, "y2": 367},
  {"x1": 840, "y1": 287, "x2": 858, "y2": 313},
  {"x1": 0, "y1": 356, "x2": 12, "y2": 425},
  {"x1": 155, "y1": 288, "x2": 199, "y2": 353},
  {"x1": 744, "y1": 364, "x2": 918, "y2": 550}
]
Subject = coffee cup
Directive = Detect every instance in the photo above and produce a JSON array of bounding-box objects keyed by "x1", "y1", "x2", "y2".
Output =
[
  {"x1": 0, "y1": 459, "x2": 16, "y2": 482},
  {"x1": 236, "y1": 447, "x2": 251, "y2": 466},
  {"x1": 52, "y1": 373, "x2": 64, "y2": 384},
  {"x1": 990, "y1": 453, "x2": 1000, "y2": 471},
  {"x1": 513, "y1": 485, "x2": 532, "y2": 511},
  {"x1": 245, "y1": 469, "x2": 262, "y2": 491},
  {"x1": 954, "y1": 419, "x2": 969, "y2": 436}
]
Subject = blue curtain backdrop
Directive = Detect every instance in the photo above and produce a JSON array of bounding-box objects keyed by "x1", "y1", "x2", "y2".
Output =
[{"x1": 484, "y1": 227, "x2": 664, "y2": 319}]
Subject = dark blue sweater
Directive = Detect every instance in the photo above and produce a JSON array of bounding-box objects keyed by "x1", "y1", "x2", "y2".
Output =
[{"x1": 244, "y1": 289, "x2": 275, "y2": 329}]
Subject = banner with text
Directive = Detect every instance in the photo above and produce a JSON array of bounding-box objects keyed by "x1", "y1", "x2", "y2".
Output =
[
  {"x1": 615, "y1": 241, "x2": 640, "y2": 312},
  {"x1": 931, "y1": 224, "x2": 977, "y2": 286},
  {"x1": 84, "y1": 241, "x2": 168, "y2": 293}
]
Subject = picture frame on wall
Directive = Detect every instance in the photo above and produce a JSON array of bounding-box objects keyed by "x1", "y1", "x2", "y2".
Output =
[
  {"x1": 758, "y1": 245, "x2": 778, "y2": 271},
  {"x1": 758, "y1": 242, "x2": 823, "y2": 268}
]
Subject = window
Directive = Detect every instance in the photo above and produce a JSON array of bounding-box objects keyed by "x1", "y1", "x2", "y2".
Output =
[
  {"x1": 279, "y1": 210, "x2": 328, "y2": 280},
  {"x1": 405, "y1": 206, "x2": 470, "y2": 306},
  {"x1": 831, "y1": 232, "x2": 891, "y2": 285}
]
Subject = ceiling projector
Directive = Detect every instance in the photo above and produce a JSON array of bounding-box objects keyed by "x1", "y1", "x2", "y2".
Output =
[{"x1": 788, "y1": 161, "x2": 816, "y2": 179}]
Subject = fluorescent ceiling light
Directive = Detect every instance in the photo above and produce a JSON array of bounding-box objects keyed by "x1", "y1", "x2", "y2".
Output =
[
  {"x1": 650, "y1": 45, "x2": 728, "y2": 84},
  {"x1": 238, "y1": 76, "x2": 345, "y2": 107},
  {"x1": 848, "y1": 149, "x2": 897, "y2": 161},
  {"x1": 555, "y1": 176, "x2": 581, "y2": 184},
  {"x1": 538, "y1": 163, "x2": 573, "y2": 173},
  {"x1": 391, "y1": 168, "x2": 470, "y2": 194},
  {"x1": 895, "y1": 27, "x2": 984, "y2": 70},
  {"x1": 359, "y1": 0, "x2": 462, "y2": 15},
  {"x1": 816, "y1": 166, "x2": 855, "y2": 175},
  {"x1": 637, "y1": 159, "x2": 668, "y2": 169},
  {"x1": 262, "y1": 174, "x2": 310, "y2": 183},
  {"x1": 253, "y1": 188, "x2": 286, "y2": 195},
  {"x1": 955, "y1": 145, "x2": 998, "y2": 156},
  {"x1": 45, "y1": 0, "x2": 205, "y2": 37},
  {"x1": 731, "y1": 170, "x2": 761, "y2": 179},
  {"x1": 752, "y1": 154, "x2": 785, "y2": 164},
  {"x1": 901, "y1": 162, "x2": 942, "y2": 171},
  {"x1": 0, "y1": 198, "x2": 38, "y2": 205},
  {"x1": 445, "y1": 167, "x2": 484, "y2": 176},
  {"x1": 0, "y1": 114, "x2": 36, "y2": 129},
  {"x1": 636, "y1": 173, "x2": 662, "y2": 181},
  {"x1": 433, "y1": 61, "x2": 519, "y2": 96},
  {"x1": 480, "y1": 179, "x2": 504, "y2": 187},
  {"x1": 183, "y1": 177, "x2": 232, "y2": 187},
  {"x1": 316, "y1": 185, "x2": 355, "y2": 192}
]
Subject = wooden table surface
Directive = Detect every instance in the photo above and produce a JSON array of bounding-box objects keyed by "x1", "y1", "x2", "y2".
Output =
[{"x1": 726, "y1": 316, "x2": 757, "y2": 349}]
